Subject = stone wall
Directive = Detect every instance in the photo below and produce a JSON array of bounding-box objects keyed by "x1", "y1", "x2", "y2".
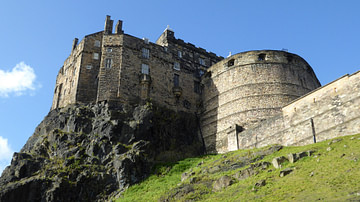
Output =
[
  {"x1": 52, "y1": 16, "x2": 222, "y2": 114},
  {"x1": 76, "y1": 32, "x2": 103, "y2": 104},
  {"x1": 51, "y1": 32, "x2": 103, "y2": 110},
  {"x1": 96, "y1": 23, "x2": 223, "y2": 113},
  {"x1": 234, "y1": 70, "x2": 360, "y2": 150},
  {"x1": 201, "y1": 50, "x2": 321, "y2": 153},
  {"x1": 51, "y1": 38, "x2": 85, "y2": 110},
  {"x1": 97, "y1": 33, "x2": 123, "y2": 102}
]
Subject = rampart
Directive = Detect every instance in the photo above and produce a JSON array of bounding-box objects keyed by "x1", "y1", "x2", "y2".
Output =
[{"x1": 231, "y1": 70, "x2": 360, "y2": 150}]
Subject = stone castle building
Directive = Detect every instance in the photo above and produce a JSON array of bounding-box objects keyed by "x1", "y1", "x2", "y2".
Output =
[{"x1": 52, "y1": 16, "x2": 360, "y2": 153}]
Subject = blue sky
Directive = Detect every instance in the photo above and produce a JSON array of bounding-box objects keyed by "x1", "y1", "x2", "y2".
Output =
[{"x1": 1, "y1": 0, "x2": 360, "y2": 173}]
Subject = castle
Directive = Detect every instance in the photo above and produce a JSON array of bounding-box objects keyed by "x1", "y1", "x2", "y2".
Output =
[{"x1": 52, "y1": 16, "x2": 360, "y2": 153}]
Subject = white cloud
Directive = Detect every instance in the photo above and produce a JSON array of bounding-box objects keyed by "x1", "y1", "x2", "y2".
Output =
[
  {"x1": 0, "y1": 62, "x2": 38, "y2": 97},
  {"x1": 0, "y1": 136, "x2": 13, "y2": 175}
]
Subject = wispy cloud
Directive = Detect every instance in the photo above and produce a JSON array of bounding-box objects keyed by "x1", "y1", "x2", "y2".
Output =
[
  {"x1": 0, "y1": 62, "x2": 39, "y2": 97},
  {"x1": 0, "y1": 136, "x2": 13, "y2": 175}
]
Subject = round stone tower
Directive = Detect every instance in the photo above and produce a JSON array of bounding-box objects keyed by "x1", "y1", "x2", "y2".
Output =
[{"x1": 201, "y1": 50, "x2": 321, "y2": 153}]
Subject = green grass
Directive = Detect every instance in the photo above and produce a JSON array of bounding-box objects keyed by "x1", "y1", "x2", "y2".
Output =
[{"x1": 116, "y1": 134, "x2": 360, "y2": 201}]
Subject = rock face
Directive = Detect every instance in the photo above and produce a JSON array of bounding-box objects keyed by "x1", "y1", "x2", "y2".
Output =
[{"x1": 0, "y1": 102, "x2": 204, "y2": 202}]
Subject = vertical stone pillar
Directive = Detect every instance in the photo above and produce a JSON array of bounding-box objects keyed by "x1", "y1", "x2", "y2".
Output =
[
  {"x1": 115, "y1": 20, "x2": 123, "y2": 34},
  {"x1": 104, "y1": 15, "x2": 113, "y2": 35}
]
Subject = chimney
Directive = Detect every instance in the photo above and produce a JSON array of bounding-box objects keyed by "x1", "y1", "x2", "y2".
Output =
[
  {"x1": 72, "y1": 38, "x2": 78, "y2": 51},
  {"x1": 104, "y1": 15, "x2": 114, "y2": 35},
  {"x1": 115, "y1": 20, "x2": 123, "y2": 34}
]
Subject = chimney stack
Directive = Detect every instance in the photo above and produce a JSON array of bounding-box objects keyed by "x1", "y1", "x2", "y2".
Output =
[
  {"x1": 104, "y1": 15, "x2": 114, "y2": 35},
  {"x1": 115, "y1": 20, "x2": 123, "y2": 34}
]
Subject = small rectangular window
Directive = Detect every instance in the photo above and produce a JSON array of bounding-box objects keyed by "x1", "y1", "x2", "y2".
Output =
[
  {"x1": 199, "y1": 70, "x2": 205, "y2": 77},
  {"x1": 174, "y1": 62, "x2": 180, "y2": 71},
  {"x1": 93, "y1": 53, "x2": 99, "y2": 60},
  {"x1": 94, "y1": 40, "x2": 101, "y2": 47},
  {"x1": 86, "y1": 64, "x2": 92, "y2": 69},
  {"x1": 199, "y1": 58, "x2": 205, "y2": 66},
  {"x1": 142, "y1": 48, "x2": 150, "y2": 59},
  {"x1": 141, "y1": 64, "x2": 149, "y2": 75},
  {"x1": 178, "y1": 51, "x2": 182, "y2": 58},
  {"x1": 106, "y1": 48, "x2": 112, "y2": 53},
  {"x1": 174, "y1": 74, "x2": 179, "y2": 87},
  {"x1": 105, "y1": 58, "x2": 112, "y2": 68}
]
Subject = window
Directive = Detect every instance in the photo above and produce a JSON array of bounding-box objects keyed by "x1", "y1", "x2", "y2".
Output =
[
  {"x1": 194, "y1": 81, "x2": 201, "y2": 94},
  {"x1": 174, "y1": 74, "x2": 179, "y2": 87},
  {"x1": 94, "y1": 40, "x2": 101, "y2": 47},
  {"x1": 105, "y1": 58, "x2": 112, "y2": 68},
  {"x1": 227, "y1": 59, "x2": 235, "y2": 67},
  {"x1": 199, "y1": 70, "x2": 205, "y2": 77},
  {"x1": 106, "y1": 48, "x2": 112, "y2": 53},
  {"x1": 142, "y1": 48, "x2": 150, "y2": 59},
  {"x1": 86, "y1": 64, "x2": 92, "y2": 69},
  {"x1": 141, "y1": 64, "x2": 149, "y2": 75},
  {"x1": 93, "y1": 53, "x2": 99, "y2": 60},
  {"x1": 178, "y1": 51, "x2": 182, "y2": 58},
  {"x1": 199, "y1": 58, "x2": 205, "y2": 66},
  {"x1": 258, "y1": 54, "x2": 266, "y2": 61},
  {"x1": 174, "y1": 62, "x2": 180, "y2": 71}
]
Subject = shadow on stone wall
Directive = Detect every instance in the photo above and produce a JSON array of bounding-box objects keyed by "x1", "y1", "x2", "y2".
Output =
[{"x1": 200, "y1": 73, "x2": 219, "y2": 153}]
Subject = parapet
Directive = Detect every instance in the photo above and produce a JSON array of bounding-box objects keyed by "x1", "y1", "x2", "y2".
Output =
[{"x1": 208, "y1": 50, "x2": 318, "y2": 82}]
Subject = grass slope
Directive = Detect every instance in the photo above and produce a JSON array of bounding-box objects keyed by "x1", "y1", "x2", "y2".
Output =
[{"x1": 116, "y1": 134, "x2": 360, "y2": 201}]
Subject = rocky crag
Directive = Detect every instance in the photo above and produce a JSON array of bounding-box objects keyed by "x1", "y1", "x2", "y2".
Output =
[{"x1": 0, "y1": 102, "x2": 204, "y2": 202}]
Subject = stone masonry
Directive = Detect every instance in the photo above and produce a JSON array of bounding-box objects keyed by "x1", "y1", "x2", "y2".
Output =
[
  {"x1": 234, "y1": 70, "x2": 360, "y2": 150},
  {"x1": 51, "y1": 15, "x2": 360, "y2": 154},
  {"x1": 52, "y1": 16, "x2": 223, "y2": 114},
  {"x1": 201, "y1": 51, "x2": 321, "y2": 153}
]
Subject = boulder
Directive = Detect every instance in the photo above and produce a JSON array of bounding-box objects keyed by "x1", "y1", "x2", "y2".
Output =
[
  {"x1": 213, "y1": 175, "x2": 233, "y2": 191},
  {"x1": 279, "y1": 168, "x2": 293, "y2": 177},
  {"x1": 272, "y1": 156, "x2": 288, "y2": 169},
  {"x1": 233, "y1": 166, "x2": 258, "y2": 180},
  {"x1": 252, "y1": 179, "x2": 266, "y2": 190}
]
